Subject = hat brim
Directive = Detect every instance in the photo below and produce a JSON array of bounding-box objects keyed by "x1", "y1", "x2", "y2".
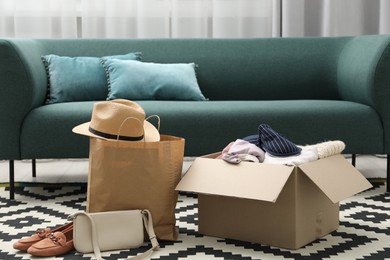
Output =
[{"x1": 72, "y1": 121, "x2": 160, "y2": 142}]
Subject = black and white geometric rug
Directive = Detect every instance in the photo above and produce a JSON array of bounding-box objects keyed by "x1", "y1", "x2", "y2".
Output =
[{"x1": 0, "y1": 181, "x2": 389, "y2": 260}]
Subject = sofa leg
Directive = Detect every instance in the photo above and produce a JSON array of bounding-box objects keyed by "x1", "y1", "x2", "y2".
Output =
[
  {"x1": 32, "y1": 159, "x2": 36, "y2": 178},
  {"x1": 351, "y1": 154, "x2": 356, "y2": 167},
  {"x1": 9, "y1": 160, "x2": 15, "y2": 200}
]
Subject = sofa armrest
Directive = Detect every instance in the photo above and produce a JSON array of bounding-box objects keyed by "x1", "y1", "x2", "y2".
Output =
[
  {"x1": 0, "y1": 39, "x2": 47, "y2": 160},
  {"x1": 338, "y1": 35, "x2": 390, "y2": 153}
]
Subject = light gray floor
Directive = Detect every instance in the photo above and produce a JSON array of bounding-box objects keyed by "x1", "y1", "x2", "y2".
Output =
[{"x1": 0, "y1": 155, "x2": 387, "y2": 184}]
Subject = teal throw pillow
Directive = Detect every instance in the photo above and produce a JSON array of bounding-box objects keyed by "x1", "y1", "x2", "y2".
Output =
[
  {"x1": 102, "y1": 59, "x2": 207, "y2": 101},
  {"x1": 42, "y1": 53, "x2": 141, "y2": 104}
]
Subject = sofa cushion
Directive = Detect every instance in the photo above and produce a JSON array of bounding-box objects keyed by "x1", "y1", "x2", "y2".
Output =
[
  {"x1": 42, "y1": 53, "x2": 141, "y2": 104},
  {"x1": 20, "y1": 100, "x2": 383, "y2": 158},
  {"x1": 102, "y1": 59, "x2": 207, "y2": 101}
]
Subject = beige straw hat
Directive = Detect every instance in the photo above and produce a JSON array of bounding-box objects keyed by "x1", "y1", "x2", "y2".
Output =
[{"x1": 72, "y1": 99, "x2": 160, "y2": 142}]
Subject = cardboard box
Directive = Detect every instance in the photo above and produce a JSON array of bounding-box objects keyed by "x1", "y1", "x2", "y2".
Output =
[{"x1": 176, "y1": 154, "x2": 372, "y2": 249}]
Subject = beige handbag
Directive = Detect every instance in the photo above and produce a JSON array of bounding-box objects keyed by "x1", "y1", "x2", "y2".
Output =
[{"x1": 68, "y1": 209, "x2": 159, "y2": 260}]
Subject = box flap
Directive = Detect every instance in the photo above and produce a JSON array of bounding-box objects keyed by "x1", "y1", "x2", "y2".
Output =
[
  {"x1": 298, "y1": 154, "x2": 372, "y2": 203},
  {"x1": 176, "y1": 157, "x2": 294, "y2": 202}
]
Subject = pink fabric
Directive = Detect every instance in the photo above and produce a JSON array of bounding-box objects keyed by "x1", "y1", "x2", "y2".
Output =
[{"x1": 222, "y1": 139, "x2": 265, "y2": 164}]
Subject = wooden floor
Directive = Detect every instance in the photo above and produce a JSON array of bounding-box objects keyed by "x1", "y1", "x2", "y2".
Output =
[{"x1": 0, "y1": 155, "x2": 387, "y2": 184}]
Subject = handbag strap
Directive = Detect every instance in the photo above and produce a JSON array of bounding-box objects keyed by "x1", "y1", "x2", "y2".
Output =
[
  {"x1": 139, "y1": 209, "x2": 160, "y2": 259},
  {"x1": 79, "y1": 209, "x2": 159, "y2": 260}
]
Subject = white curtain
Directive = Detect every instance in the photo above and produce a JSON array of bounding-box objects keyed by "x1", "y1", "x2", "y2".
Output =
[
  {"x1": 81, "y1": 0, "x2": 277, "y2": 38},
  {"x1": 282, "y1": 0, "x2": 390, "y2": 37},
  {"x1": 0, "y1": 0, "x2": 277, "y2": 38},
  {"x1": 0, "y1": 0, "x2": 390, "y2": 38},
  {"x1": 213, "y1": 0, "x2": 279, "y2": 38},
  {"x1": 0, "y1": 0, "x2": 77, "y2": 38},
  {"x1": 81, "y1": 0, "x2": 171, "y2": 38}
]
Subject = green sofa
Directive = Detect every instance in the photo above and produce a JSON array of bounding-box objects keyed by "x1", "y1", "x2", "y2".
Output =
[{"x1": 1, "y1": 36, "x2": 390, "y2": 198}]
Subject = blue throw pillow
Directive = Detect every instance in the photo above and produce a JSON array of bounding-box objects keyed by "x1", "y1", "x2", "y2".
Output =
[
  {"x1": 102, "y1": 59, "x2": 207, "y2": 101},
  {"x1": 42, "y1": 53, "x2": 141, "y2": 104}
]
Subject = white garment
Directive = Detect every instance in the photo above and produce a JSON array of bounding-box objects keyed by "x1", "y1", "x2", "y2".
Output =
[{"x1": 263, "y1": 145, "x2": 318, "y2": 166}]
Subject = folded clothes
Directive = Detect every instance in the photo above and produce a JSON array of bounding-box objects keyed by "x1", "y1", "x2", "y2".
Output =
[
  {"x1": 225, "y1": 124, "x2": 345, "y2": 166},
  {"x1": 263, "y1": 145, "x2": 318, "y2": 166},
  {"x1": 222, "y1": 139, "x2": 265, "y2": 164}
]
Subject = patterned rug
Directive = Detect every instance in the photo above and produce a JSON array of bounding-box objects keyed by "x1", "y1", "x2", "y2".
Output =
[{"x1": 0, "y1": 181, "x2": 389, "y2": 260}]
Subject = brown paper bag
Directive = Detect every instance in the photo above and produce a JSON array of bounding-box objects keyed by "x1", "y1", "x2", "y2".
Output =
[{"x1": 86, "y1": 135, "x2": 185, "y2": 241}]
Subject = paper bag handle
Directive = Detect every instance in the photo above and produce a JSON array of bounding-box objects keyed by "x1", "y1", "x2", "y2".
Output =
[
  {"x1": 146, "y1": 115, "x2": 160, "y2": 132},
  {"x1": 117, "y1": 115, "x2": 160, "y2": 142}
]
